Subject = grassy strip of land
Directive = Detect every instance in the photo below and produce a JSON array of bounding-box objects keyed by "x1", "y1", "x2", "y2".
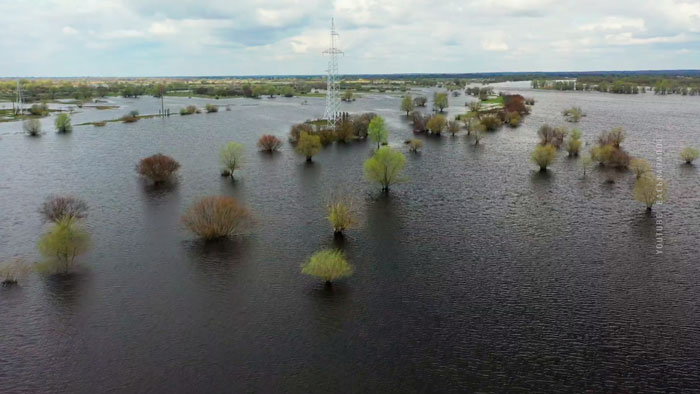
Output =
[{"x1": 75, "y1": 114, "x2": 160, "y2": 127}]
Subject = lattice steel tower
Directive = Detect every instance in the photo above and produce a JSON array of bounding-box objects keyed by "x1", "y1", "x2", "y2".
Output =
[{"x1": 322, "y1": 18, "x2": 343, "y2": 130}]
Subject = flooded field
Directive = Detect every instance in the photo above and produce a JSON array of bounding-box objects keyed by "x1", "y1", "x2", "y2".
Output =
[{"x1": 1, "y1": 86, "x2": 699, "y2": 393}]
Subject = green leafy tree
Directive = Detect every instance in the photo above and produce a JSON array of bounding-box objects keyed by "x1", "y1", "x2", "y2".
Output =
[
  {"x1": 55, "y1": 113, "x2": 73, "y2": 133},
  {"x1": 301, "y1": 249, "x2": 353, "y2": 285},
  {"x1": 433, "y1": 92, "x2": 448, "y2": 112},
  {"x1": 368, "y1": 116, "x2": 389, "y2": 149},
  {"x1": 531, "y1": 144, "x2": 557, "y2": 172},
  {"x1": 400, "y1": 95, "x2": 415, "y2": 115},
  {"x1": 296, "y1": 132, "x2": 322, "y2": 162},
  {"x1": 37, "y1": 217, "x2": 91, "y2": 274},
  {"x1": 363, "y1": 146, "x2": 407, "y2": 192},
  {"x1": 219, "y1": 142, "x2": 245, "y2": 179},
  {"x1": 426, "y1": 114, "x2": 446, "y2": 135}
]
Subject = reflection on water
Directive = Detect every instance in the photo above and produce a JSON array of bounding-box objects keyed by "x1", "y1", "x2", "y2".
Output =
[{"x1": 0, "y1": 90, "x2": 699, "y2": 392}]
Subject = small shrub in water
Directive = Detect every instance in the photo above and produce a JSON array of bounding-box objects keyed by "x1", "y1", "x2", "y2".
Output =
[
  {"x1": 0, "y1": 258, "x2": 33, "y2": 286},
  {"x1": 680, "y1": 147, "x2": 699, "y2": 164},
  {"x1": 23, "y1": 119, "x2": 42, "y2": 136},
  {"x1": 364, "y1": 146, "x2": 407, "y2": 192},
  {"x1": 55, "y1": 113, "x2": 73, "y2": 133},
  {"x1": 257, "y1": 135, "x2": 282, "y2": 152},
  {"x1": 301, "y1": 249, "x2": 353, "y2": 285},
  {"x1": 326, "y1": 196, "x2": 358, "y2": 236},
  {"x1": 633, "y1": 173, "x2": 667, "y2": 211},
  {"x1": 531, "y1": 144, "x2": 557, "y2": 172},
  {"x1": 408, "y1": 138, "x2": 424, "y2": 153},
  {"x1": 136, "y1": 154, "x2": 181, "y2": 184},
  {"x1": 182, "y1": 196, "x2": 251, "y2": 240},
  {"x1": 220, "y1": 142, "x2": 245, "y2": 178}
]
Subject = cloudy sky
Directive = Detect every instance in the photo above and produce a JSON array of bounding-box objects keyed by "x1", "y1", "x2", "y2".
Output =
[{"x1": 1, "y1": 0, "x2": 699, "y2": 77}]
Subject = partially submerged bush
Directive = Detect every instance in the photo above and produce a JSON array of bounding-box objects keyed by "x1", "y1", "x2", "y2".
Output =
[
  {"x1": 301, "y1": 249, "x2": 353, "y2": 284},
  {"x1": 407, "y1": 138, "x2": 424, "y2": 153},
  {"x1": 326, "y1": 196, "x2": 358, "y2": 235},
  {"x1": 591, "y1": 143, "x2": 630, "y2": 168},
  {"x1": 598, "y1": 127, "x2": 625, "y2": 148},
  {"x1": 538, "y1": 125, "x2": 567, "y2": 148},
  {"x1": 480, "y1": 114, "x2": 502, "y2": 131},
  {"x1": 562, "y1": 106, "x2": 585, "y2": 122},
  {"x1": 55, "y1": 113, "x2": 73, "y2": 133},
  {"x1": 40, "y1": 195, "x2": 89, "y2": 223},
  {"x1": 205, "y1": 104, "x2": 219, "y2": 113},
  {"x1": 411, "y1": 111, "x2": 428, "y2": 133},
  {"x1": 531, "y1": 144, "x2": 557, "y2": 172},
  {"x1": 219, "y1": 142, "x2": 245, "y2": 178},
  {"x1": 368, "y1": 116, "x2": 389, "y2": 148},
  {"x1": 629, "y1": 158, "x2": 651, "y2": 179},
  {"x1": 296, "y1": 132, "x2": 322, "y2": 162},
  {"x1": 0, "y1": 258, "x2": 32, "y2": 286},
  {"x1": 505, "y1": 111, "x2": 521, "y2": 128},
  {"x1": 680, "y1": 147, "x2": 699, "y2": 164},
  {"x1": 182, "y1": 196, "x2": 251, "y2": 240},
  {"x1": 37, "y1": 217, "x2": 91, "y2": 274},
  {"x1": 364, "y1": 146, "x2": 407, "y2": 192},
  {"x1": 564, "y1": 129, "x2": 582, "y2": 156},
  {"x1": 23, "y1": 119, "x2": 42, "y2": 136},
  {"x1": 136, "y1": 153, "x2": 181, "y2": 184},
  {"x1": 180, "y1": 105, "x2": 197, "y2": 115},
  {"x1": 634, "y1": 173, "x2": 667, "y2": 211},
  {"x1": 257, "y1": 135, "x2": 282, "y2": 152},
  {"x1": 289, "y1": 123, "x2": 314, "y2": 143}
]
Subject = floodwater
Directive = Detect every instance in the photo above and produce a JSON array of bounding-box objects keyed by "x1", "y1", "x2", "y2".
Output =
[{"x1": 1, "y1": 86, "x2": 699, "y2": 393}]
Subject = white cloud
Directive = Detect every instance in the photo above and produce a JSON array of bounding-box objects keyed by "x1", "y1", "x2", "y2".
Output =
[{"x1": 0, "y1": 0, "x2": 698, "y2": 76}]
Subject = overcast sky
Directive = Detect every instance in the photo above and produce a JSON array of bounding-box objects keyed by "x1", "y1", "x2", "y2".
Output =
[{"x1": 1, "y1": 0, "x2": 699, "y2": 77}]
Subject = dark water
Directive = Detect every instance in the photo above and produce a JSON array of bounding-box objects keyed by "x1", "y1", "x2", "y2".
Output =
[{"x1": 1, "y1": 87, "x2": 699, "y2": 393}]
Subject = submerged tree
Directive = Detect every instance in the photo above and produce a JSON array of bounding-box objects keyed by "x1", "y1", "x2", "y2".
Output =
[
  {"x1": 363, "y1": 146, "x2": 407, "y2": 192},
  {"x1": 182, "y1": 196, "x2": 251, "y2": 240},
  {"x1": 37, "y1": 217, "x2": 91, "y2": 274},
  {"x1": 408, "y1": 138, "x2": 424, "y2": 153},
  {"x1": 24, "y1": 119, "x2": 42, "y2": 136},
  {"x1": 564, "y1": 129, "x2": 582, "y2": 156},
  {"x1": 295, "y1": 132, "x2": 322, "y2": 162},
  {"x1": 400, "y1": 95, "x2": 415, "y2": 115},
  {"x1": 368, "y1": 116, "x2": 389, "y2": 149},
  {"x1": 414, "y1": 96, "x2": 427, "y2": 107},
  {"x1": 629, "y1": 158, "x2": 651, "y2": 179},
  {"x1": 55, "y1": 113, "x2": 73, "y2": 133},
  {"x1": 633, "y1": 173, "x2": 667, "y2": 211},
  {"x1": 326, "y1": 195, "x2": 358, "y2": 236},
  {"x1": 40, "y1": 195, "x2": 89, "y2": 223},
  {"x1": 531, "y1": 144, "x2": 557, "y2": 172},
  {"x1": 680, "y1": 147, "x2": 699, "y2": 164},
  {"x1": 301, "y1": 249, "x2": 353, "y2": 285},
  {"x1": 136, "y1": 154, "x2": 181, "y2": 184},
  {"x1": 433, "y1": 92, "x2": 448, "y2": 112},
  {"x1": 447, "y1": 120, "x2": 460, "y2": 136},
  {"x1": 219, "y1": 142, "x2": 245, "y2": 178},
  {"x1": 426, "y1": 114, "x2": 446, "y2": 135}
]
